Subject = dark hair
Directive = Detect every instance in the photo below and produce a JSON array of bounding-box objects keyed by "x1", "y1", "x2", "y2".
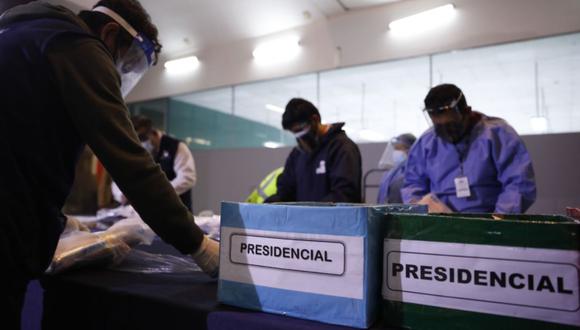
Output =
[
  {"x1": 282, "y1": 98, "x2": 320, "y2": 130},
  {"x1": 78, "y1": 0, "x2": 162, "y2": 64},
  {"x1": 131, "y1": 115, "x2": 153, "y2": 132},
  {"x1": 424, "y1": 83, "x2": 468, "y2": 111}
]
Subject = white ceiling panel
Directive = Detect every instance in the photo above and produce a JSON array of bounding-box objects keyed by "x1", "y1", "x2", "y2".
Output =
[
  {"x1": 62, "y1": 0, "x2": 339, "y2": 57},
  {"x1": 58, "y1": 0, "x2": 405, "y2": 59},
  {"x1": 339, "y1": 0, "x2": 401, "y2": 10}
]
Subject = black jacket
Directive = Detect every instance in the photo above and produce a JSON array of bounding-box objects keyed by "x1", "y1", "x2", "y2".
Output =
[
  {"x1": 268, "y1": 123, "x2": 362, "y2": 203},
  {"x1": 155, "y1": 135, "x2": 192, "y2": 211},
  {"x1": 0, "y1": 3, "x2": 203, "y2": 280}
]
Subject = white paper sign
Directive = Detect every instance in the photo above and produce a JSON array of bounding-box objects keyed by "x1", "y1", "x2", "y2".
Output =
[
  {"x1": 383, "y1": 239, "x2": 580, "y2": 326},
  {"x1": 230, "y1": 234, "x2": 345, "y2": 275},
  {"x1": 221, "y1": 227, "x2": 364, "y2": 299}
]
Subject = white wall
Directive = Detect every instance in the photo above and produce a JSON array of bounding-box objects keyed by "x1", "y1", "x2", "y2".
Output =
[{"x1": 128, "y1": 0, "x2": 580, "y2": 102}]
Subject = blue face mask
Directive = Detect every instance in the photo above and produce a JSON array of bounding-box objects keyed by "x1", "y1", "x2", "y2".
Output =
[{"x1": 391, "y1": 150, "x2": 407, "y2": 167}]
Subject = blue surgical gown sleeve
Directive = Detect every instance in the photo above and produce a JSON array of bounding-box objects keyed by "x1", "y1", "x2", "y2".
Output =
[
  {"x1": 492, "y1": 126, "x2": 536, "y2": 213},
  {"x1": 401, "y1": 140, "x2": 431, "y2": 203},
  {"x1": 377, "y1": 163, "x2": 405, "y2": 204},
  {"x1": 377, "y1": 171, "x2": 390, "y2": 204}
]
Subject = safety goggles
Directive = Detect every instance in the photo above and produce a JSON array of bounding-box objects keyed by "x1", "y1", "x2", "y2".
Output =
[{"x1": 93, "y1": 6, "x2": 156, "y2": 98}]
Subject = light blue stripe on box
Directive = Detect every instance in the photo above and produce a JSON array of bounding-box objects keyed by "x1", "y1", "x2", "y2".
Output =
[
  {"x1": 221, "y1": 202, "x2": 369, "y2": 237},
  {"x1": 219, "y1": 279, "x2": 371, "y2": 328},
  {"x1": 218, "y1": 202, "x2": 425, "y2": 328}
]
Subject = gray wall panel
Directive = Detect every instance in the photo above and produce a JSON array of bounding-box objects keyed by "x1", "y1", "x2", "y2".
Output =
[{"x1": 191, "y1": 133, "x2": 580, "y2": 215}]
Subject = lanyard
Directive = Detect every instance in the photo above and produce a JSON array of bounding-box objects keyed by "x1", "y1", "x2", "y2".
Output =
[
  {"x1": 453, "y1": 142, "x2": 472, "y2": 199},
  {"x1": 454, "y1": 141, "x2": 470, "y2": 176}
]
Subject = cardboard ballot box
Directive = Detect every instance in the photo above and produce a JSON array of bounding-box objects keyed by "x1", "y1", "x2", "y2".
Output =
[
  {"x1": 383, "y1": 213, "x2": 580, "y2": 329},
  {"x1": 218, "y1": 202, "x2": 426, "y2": 328}
]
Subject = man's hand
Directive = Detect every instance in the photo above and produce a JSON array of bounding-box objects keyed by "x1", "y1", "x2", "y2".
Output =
[
  {"x1": 191, "y1": 235, "x2": 219, "y2": 278},
  {"x1": 417, "y1": 193, "x2": 452, "y2": 213}
]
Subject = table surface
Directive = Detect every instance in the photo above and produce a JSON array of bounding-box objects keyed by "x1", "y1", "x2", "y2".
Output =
[{"x1": 41, "y1": 238, "x2": 385, "y2": 330}]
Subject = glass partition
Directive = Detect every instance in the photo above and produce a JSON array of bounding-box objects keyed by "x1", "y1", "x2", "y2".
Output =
[
  {"x1": 319, "y1": 56, "x2": 430, "y2": 142},
  {"x1": 234, "y1": 73, "x2": 318, "y2": 128},
  {"x1": 129, "y1": 32, "x2": 580, "y2": 149},
  {"x1": 432, "y1": 33, "x2": 580, "y2": 135}
]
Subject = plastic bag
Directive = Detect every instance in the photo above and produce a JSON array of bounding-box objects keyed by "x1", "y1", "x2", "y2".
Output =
[
  {"x1": 61, "y1": 216, "x2": 91, "y2": 237},
  {"x1": 46, "y1": 231, "x2": 130, "y2": 274},
  {"x1": 46, "y1": 217, "x2": 155, "y2": 274},
  {"x1": 104, "y1": 217, "x2": 155, "y2": 246},
  {"x1": 109, "y1": 250, "x2": 202, "y2": 274},
  {"x1": 194, "y1": 215, "x2": 221, "y2": 241},
  {"x1": 97, "y1": 204, "x2": 138, "y2": 219}
]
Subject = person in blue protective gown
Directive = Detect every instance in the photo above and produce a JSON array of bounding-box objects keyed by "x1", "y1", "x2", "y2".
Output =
[
  {"x1": 402, "y1": 84, "x2": 536, "y2": 214},
  {"x1": 377, "y1": 133, "x2": 416, "y2": 204}
]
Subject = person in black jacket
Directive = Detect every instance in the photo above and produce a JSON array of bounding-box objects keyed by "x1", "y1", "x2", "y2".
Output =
[
  {"x1": 265, "y1": 98, "x2": 362, "y2": 203},
  {"x1": 112, "y1": 116, "x2": 197, "y2": 212},
  {"x1": 0, "y1": 1, "x2": 218, "y2": 327}
]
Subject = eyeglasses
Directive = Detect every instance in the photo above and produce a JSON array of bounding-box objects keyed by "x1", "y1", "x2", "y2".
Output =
[{"x1": 423, "y1": 92, "x2": 464, "y2": 116}]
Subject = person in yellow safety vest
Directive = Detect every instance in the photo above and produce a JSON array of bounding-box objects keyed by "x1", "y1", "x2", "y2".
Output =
[{"x1": 246, "y1": 167, "x2": 284, "y2": 203}]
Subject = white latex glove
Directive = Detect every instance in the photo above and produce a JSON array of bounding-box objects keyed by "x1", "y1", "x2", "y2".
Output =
[{"x1": 191, "y1": 235, "x2": 220, "y2": 278}]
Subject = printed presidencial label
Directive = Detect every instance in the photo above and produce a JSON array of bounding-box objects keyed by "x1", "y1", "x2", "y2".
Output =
[
  {"x1": 383, "y1": 239, "x2": 580, "y2": 326},
  {"x1": 230, "y1": 234, "x2": 345, "y2": 275},
  {"x1": 220, "y1": 227, "x2": 364, "y2": 299}
]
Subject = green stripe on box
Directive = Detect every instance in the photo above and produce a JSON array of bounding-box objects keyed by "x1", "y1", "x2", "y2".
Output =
[
  {"x1": 385, "y1": 214, "x2": 580, "y2": 251},
  {"x1": 384, "y1": 301, "x2": 579, "y2": 330}
]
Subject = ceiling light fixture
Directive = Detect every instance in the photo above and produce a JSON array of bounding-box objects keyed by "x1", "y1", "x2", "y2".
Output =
[
  {"x1": 253, "y1": 36, "x2": 301, "y2": 64},
  {"x1": 192, "y1": 137, "x2": 211, "y2": 146},
  {"x1": 164, "y1": 56, "x2": 200, "y2": 73},
  {"x1": 263, "y1": 141, "x2": 284, "y2": 149},
  {"x1": 388, "y1": 4, "x2": 456, "y2": 37},
  {"x1": 265, "y1": 104, "x2": 284, "y2": 113}
]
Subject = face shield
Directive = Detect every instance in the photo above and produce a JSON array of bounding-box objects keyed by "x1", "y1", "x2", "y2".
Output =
[
  {"x1": 423, "y1": 92, "x2": 467, "y2": 143},
  {"x1": 377, "y1": 140, "x2": 395, "y2": 170},
  {"x1": 377, "y1": 137, "x2": 408, "y2": 170},
  {"x1": 422, "y1": 92, "x2": 464, "y2": 126},
  {"x1": 92, "y1": 7, "x2": 156, "y2": 98},
  {"x1": 116, "y1": 34, "x2": 155, "y2": 97}
]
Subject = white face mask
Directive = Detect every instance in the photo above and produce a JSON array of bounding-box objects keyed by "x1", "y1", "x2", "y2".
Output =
[
  {"x1": 391, "y1": 150, "x2": 407, "y2": 167},
  {"x1": 141, "y1": 140, "x2": 154, "y2": 154}
]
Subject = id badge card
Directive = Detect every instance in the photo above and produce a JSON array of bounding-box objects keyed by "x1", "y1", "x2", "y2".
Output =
[{"x1": 454, "y1": 176, "x2": 471, "y2": 198}]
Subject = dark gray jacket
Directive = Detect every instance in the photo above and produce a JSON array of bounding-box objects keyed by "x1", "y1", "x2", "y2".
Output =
[{"x1": 0, "y1": 2, "x2": 203, "y2": 280}]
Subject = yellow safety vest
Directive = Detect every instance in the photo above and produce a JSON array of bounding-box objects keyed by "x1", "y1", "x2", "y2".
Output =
[{"x1": 246, "y1": 167, "x2": 284, "y2": 203}]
